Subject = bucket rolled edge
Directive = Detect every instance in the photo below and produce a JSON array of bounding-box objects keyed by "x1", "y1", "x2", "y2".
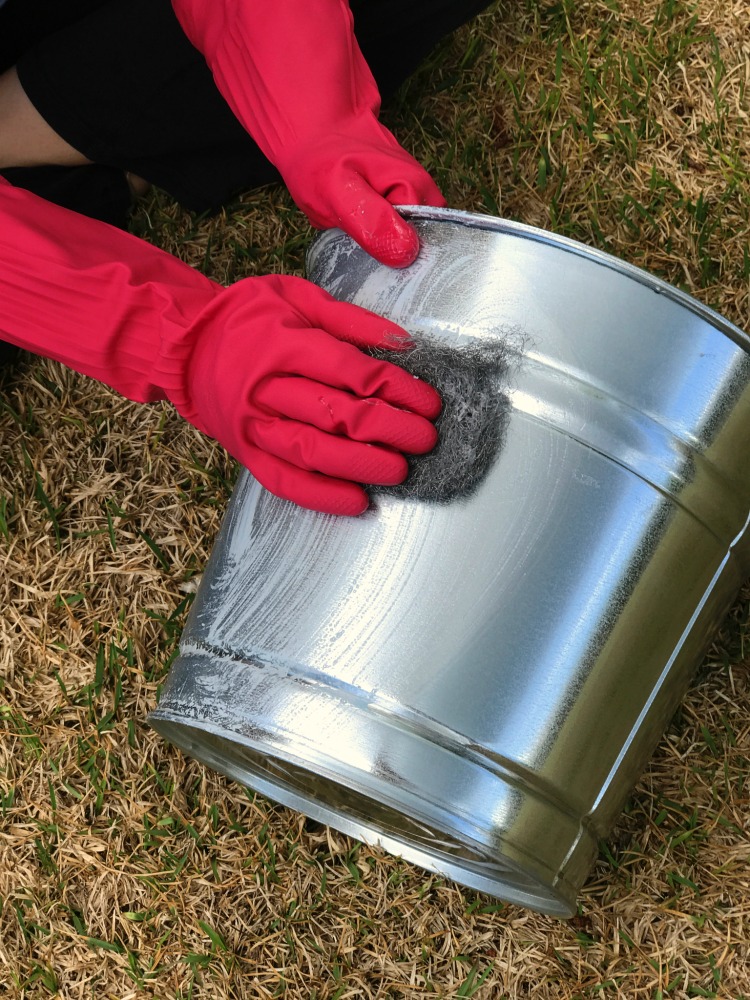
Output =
[{"x1": 147, "y1": 649, "x2": 582, "y2": 919}]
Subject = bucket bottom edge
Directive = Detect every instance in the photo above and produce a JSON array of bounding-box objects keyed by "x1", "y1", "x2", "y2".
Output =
[{"x1": 148, "y1": 709, "x2": 585, "y2": 919}]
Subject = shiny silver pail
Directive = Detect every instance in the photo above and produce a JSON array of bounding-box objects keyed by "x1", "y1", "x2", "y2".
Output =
[{"x1": 149, "y1": 208, "x2": 750, "y2": 917}]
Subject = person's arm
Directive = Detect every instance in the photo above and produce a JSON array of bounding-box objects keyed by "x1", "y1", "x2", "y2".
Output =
[
  {"x1": 0, "y1": 179, "x2": 440, "y2": 515},
  {"x1": 170, "y1": 0, "x2": 446, "y2": 267}
]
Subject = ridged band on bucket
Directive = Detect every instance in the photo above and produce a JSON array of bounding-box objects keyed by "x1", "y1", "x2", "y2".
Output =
[{"x1": 149, "y1": 207, "x2": 750, "y2": 917}]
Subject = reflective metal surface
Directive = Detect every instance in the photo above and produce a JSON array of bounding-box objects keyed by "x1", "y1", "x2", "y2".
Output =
[{"x1": 149, "y1": 208, "x2": 750, "y2": 916}]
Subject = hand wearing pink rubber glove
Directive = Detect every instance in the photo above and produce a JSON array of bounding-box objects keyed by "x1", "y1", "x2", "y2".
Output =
[
  {"x1": 0, "y1": 181, "x2": 440, "y2": 515},
  {"x1": 171, "y1": 0, "x2": 446, "y2": 267},
  {"x1": 179, "y1": 275, "x2": 440, "y2": 513}
]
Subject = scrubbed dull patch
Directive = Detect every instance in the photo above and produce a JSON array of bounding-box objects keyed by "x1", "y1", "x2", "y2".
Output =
[{"x1": 367, "y1": 333, "x2": 516, "y2": 502}]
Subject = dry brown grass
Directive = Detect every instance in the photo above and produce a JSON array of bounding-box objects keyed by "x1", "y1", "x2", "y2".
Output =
[{"x1": 2, "y1": 0, "x2": 750, "y2": 997}]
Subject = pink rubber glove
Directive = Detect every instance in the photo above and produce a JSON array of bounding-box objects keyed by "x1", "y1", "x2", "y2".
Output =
[
  {"x1": 0, "y1": 180, "x2": 440, "y2": 515},
  {"x1": 171, "y1": 0, "x2": 446, "y2": 267}
]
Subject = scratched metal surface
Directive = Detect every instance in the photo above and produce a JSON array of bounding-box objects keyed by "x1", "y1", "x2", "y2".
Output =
[{"x1": 149, "y1": 208, "x2": 750, "y2": 916}]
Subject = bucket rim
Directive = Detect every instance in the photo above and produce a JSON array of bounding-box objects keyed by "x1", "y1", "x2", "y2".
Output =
[{"x1": 307, "y1": 204, "x2": 750, "y2": 356}]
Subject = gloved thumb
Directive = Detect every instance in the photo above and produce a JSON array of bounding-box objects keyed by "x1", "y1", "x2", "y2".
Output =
[{"x1": 332, "y1": 178, "x2": 421, "y2": 268}]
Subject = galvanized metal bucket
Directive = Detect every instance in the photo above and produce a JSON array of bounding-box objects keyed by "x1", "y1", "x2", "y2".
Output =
[{"x1": 149, "y1": 208, "x2": 750, "y2": 916}]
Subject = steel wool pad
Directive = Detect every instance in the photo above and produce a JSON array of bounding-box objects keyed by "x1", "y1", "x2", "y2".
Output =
[{"x1": 367, "y1": 335, "x2": 515, "y2": 502}]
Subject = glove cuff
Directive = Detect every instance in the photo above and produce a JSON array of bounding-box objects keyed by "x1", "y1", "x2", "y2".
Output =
[{"x1": 0, "y1": 180, "x2": 222, "y2": 412}]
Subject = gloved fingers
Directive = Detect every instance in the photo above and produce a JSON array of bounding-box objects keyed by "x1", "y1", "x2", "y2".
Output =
[
  {"x1": 361, "y1": 125, "x2": 448, "y2": 208},
  {"x1": 275, "y1": 276, "x2": 414, "y2": 352},
  {"x1": 330, "y1": 174, "x2": 422, "y2": 268},
  {"x1": 239, "y1": 442, "x2": 371, "y2": 516},
  {"x1": 275, "y1": 330, "x2": 442, "y2": 420},
  {"x1": 378, "y1": 170, "x2": 447, "y2": 210},
  {"x1": 254, "y1": 377, "x2": 439, "y2": 454},
  {"x1": 247, "y1": 417, "x2": 409, "y2": 486}
]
